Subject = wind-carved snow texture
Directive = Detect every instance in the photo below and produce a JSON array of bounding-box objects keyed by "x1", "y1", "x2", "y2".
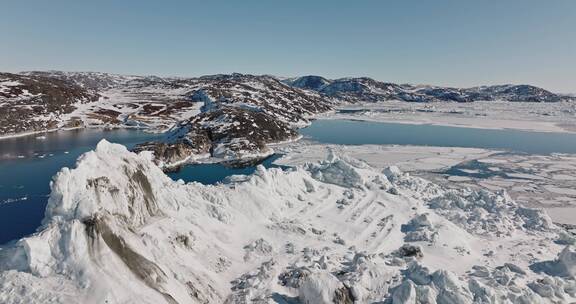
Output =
[{"x1": 0, "y1": 141, "x2": 575, "y2": 303}]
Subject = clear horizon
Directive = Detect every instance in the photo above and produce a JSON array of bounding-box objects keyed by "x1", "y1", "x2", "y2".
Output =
[{"x1": 1, "y1": 1, "x2": 575, "y2": 93}]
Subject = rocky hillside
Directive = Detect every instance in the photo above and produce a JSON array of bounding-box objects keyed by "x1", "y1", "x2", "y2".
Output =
[
  {"x1": 134, "y1": 74, "x2": 331, "y2": 166},
  {"x1": 0, "y1": 73, "x2": 99, "y2": 135},
  {"x1": 22, "y1": 71, "x2": 136, "y2": 90},
  {"x1": 189, "y1": 73, "x2": 331, "y2": 126},
  {"x1": 134, "y1": 106, "x2": 300, "y2": 167},
  {"x1": 0, "y1": 72, "x2": 332, "y2": 139},
  {"x1": 286, "y1": 76, "x2": 573, "y2": 103},
  {"x1": 22, "y1": 72, "x2": 332, "y2": 125}
]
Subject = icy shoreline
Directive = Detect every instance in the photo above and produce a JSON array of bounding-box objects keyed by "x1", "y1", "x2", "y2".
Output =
[{"x1": 328, "y1": 100, "x2": 576, "y2": 134}]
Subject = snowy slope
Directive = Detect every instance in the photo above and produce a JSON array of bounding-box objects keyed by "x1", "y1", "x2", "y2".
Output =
[{"x1": 0, "y1": 141, "x2": 574, "y2": 303}]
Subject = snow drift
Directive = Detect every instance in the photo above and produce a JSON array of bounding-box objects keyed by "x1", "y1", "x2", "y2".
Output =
[{"x1": 0, "y1": 140, "x2": 575, "y2": 303}]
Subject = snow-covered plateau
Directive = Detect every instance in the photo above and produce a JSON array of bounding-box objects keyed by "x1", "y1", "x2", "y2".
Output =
[{"x1": 1, "y1": 140, "x2": 575, "y2": 303}]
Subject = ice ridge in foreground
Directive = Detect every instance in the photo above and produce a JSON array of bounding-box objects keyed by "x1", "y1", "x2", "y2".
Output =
[{"x1": 0, "y1": 140, "x2": 575, "y2": 303}]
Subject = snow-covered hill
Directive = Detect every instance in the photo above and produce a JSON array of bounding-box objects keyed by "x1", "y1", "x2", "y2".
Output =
[
  {"x1": 1, "y1": 71, "x2": 334, "y2": 168},
  {"x1": 134, "y1": 106, "x2": 301, "y2": 167},
  {"x1": 0, "y1": 141, "x2": 574, "y2": 303},
  {"x1": 189, "y1": 73, "x2": 331, "y2": 126},
  {"x1": 22, "y1": 71, "x2": 139, "y2": 90},
  {"x1": 285, "y1": 76, "x2": 573, "y2": 103}
]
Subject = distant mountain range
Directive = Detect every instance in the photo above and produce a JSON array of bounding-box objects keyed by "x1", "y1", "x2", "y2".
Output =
[{"x1": 284, "y1": 75, "x2": 572, "y2": 103}]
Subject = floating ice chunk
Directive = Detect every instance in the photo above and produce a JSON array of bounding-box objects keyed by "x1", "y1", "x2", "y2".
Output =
[
  {"x1": 391, "y1": 280, "x2": 417, "y2": 304},
  {"x1": 516, "y1": 207, "x2": 554, "y2": 231},
  {"x1": 556, "y1": 231, "x2": 576, "y2": 246},
  {"x1": 306, "y1": 154, "x2": 363, "y2": 188},
  {"x1": 557, "y1": 246, "x2": 576, "y2": 277},
  {"x1": 383, "y1": 165, "x2": 403, "y2": 181},
  {"x1": 531, "y1": 246, "x2": 576, "y2": 279}
]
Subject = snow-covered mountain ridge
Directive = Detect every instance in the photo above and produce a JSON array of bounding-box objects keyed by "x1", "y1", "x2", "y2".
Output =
[
  {"x1": 0, "y1": 140, "x2": 574, "y2": 303},
  {"x1": 285, "y1": 76, "x2": 574, "y2": 103}
]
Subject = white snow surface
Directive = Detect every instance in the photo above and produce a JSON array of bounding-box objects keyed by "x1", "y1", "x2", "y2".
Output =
[{"x1": 0, "y1": 141, "x2": 575, "y2": 303}]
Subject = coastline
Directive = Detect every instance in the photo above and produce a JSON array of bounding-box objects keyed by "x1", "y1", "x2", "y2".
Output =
[{"x1": 0, "y1": 124, "x2": 160, "y2": 141}]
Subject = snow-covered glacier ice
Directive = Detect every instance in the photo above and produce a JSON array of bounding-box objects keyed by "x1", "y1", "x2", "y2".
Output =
[{"x1": 0, "y1": 140, "x2": 575, "y2": 303}]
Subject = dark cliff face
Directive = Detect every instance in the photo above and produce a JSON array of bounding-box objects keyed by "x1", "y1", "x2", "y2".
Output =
[{"x1": 0, "y1": 73, "x2": 100, "y2": 135}]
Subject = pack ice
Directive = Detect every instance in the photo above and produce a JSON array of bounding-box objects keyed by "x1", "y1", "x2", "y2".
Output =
[{"x1": 0, "y1": 141, "x2": 574, "y2": 303}]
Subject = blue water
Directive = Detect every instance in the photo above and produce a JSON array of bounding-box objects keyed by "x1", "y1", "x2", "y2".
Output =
[{"x1": 301, "y1": 119, "x2": 576, "y2": 154}]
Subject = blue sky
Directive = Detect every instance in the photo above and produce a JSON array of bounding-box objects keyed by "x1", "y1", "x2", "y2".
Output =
[{"x1": 1, "y1": 1, "x2": 574, "y2": 92}]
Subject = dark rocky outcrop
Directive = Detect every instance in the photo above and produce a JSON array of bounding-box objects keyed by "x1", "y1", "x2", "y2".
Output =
[
  {"x1": 133, "y1": 140, "x2": 210, "y2": 166},
  {"x1": 135, "y1": 106, "x2": 299, "y2": 167}
]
